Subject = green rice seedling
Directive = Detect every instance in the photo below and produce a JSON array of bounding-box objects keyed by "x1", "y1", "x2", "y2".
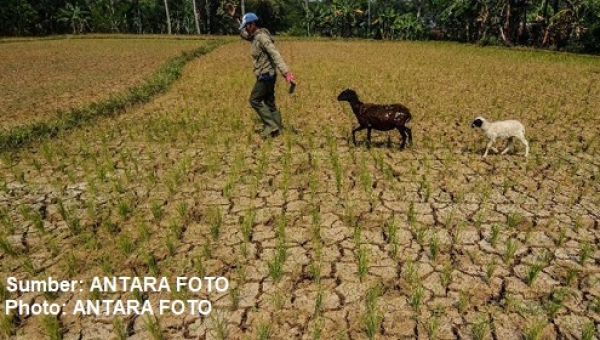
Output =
[
  {"x1": 229, "y1": 283, "x2": 241, "y2": 309},
  {"x1": 504, "y1": 238, "x2": 517, "y2": 264},
  {"x1": 67, "y1": 216, "x2": 82, "y2": 236},
  {"x1": 239, "y1": 241, "x2": 248, "y2": 259},
  {"x1": 581, "y1": 322, "x2": 595, "y2": 340},
  {"x1": 268, "y1": 240, "x2": 287, "y2": 282},
  {"x1": 502, "y1": 178, "x2": 515, "y2": 195},
  {"x1": 168, "y1": 218, "x2": 184, "y2": 240},
  {"x1": 144, "y1": 316, "x2": 164, "y2": 340},
  {"x1": 485, "y1": 260, "x2": 497, "y2": 283},
  {"x1": 359, "y1": 155, "x2": 373, "y2": 195},
  {"x1": 489, "y1": 224, "x2": 500, "y2": 247},
  {"x1": 473, "y1": 210, "x2": 485, "y2": 230},
  {"x1": 589, "y1": 295, "x2": 600, "y2": 313},
  {"x1": 539, "y1": 249, "x2": 554, "y2": 264},
  {"x1": 150, "y1": 200, "x2": 164, "y2": 222},
  {"x1": 507, "y1": 212, "x2": 523, "y2": 229},
  {"x1": 429, "y1": 234, "x2": 440, "y2": 260},
  {"x1": 57, "y1": 197, "x2": 68, "y2": 221},
  {"x1": 353, "y1": 223, "x2": 361, "y2": 250},
  {"x1": 326, "y1": 131, "x2": 343, "y2": 192},
  {"x1": 415, "y1": 226, "x2": 427, "y2": 246},
  {"x1": 112, "y1": 318, "x2": 127, "y2": 340},
  {"x1": 314, "y1": 287, "x2": 323, "y2": 315},
  {"x1": 241, "y1": 208, "x2": 255, "y2": 242},
  {"x1": 202, "y1": 239, "x2": 212, "y2": 259},
  {"x1": 385, "y1": 218, "x2": 399, "y2": 258},
  {"x1": 99, "y1": 254, "x2": 113, "y2": 275},
  {"x1": 20, "y1": 205, "x2": 45, "y2": 234},
  {"x1": 407, "y1": 202, "x2": 417, "y2": 226},
  {"x1": 524, "y1": 320, "x2": 546, "y2": 340},
  {"x1": 308, "y1": 258, "x2": 322, "y2": 284},
  {"x1": 310, "y1": 205, "x2": 321, "y2": 242},
  {"x1": 145, "y1": 252, "x2": 159, "y2": 276},
  {"x1": 64, "y1": 250, "x2": 79, "y2": 277},
  {"x1": 312, "y1": 315, "x2": 324, "y2": 340},
  {"x1": 112, "y1": 177, "x2": 126, "y2": 194},
  {"x1": 443, "y1": 208, "x2": 455, "y2": 228},
  {"x1": 211, "y1": 311, "x2": 229, "y2": 340},
  {"x1": 41, "y1": 143, "x2": 55, "y2": 166},
  {"x1": 452, "y1": 220, "x2": 464, "y2": 244},
  {"x1": 277, "y1": 212, "x2": 287, "y2": 241},
  {"x1": 89, "y1": 287, "x2": 101, "y2": 301},
  {"x1": 457, "y1": 292, "x2": 469, "y2": 314},
  {"x1": 343, "y1": 203, "x2": 360, "y2": 228},
  {"x1": 525, "y1": 263, "x2": 545, "y2": 286},
  {"x1": 419, "y1": 175, "x2": 431, "y2": 202},
  {"x1": 0, "y1": 236, "x2": 17, "y2": 257},
  {"x1": 208, "y1": 206, "x2": 223, "y2": 240},
  {"x1": 0, "y1": 211, "x2": 15, "y2": 234},
  {"x1": 176, "y1": 200, "x2": 188, "y2": 224},
  {"x1": 102, "y1": 218, "x2": 119, "y2": 235},
  {"x1": 117, "y1": 233, "x2": 135, "y2": 255},
  {"x1": 41, "y1": 314, "x2": 62, "y2": 340},
  {"x1": 193, "y1": 254, "x2": 206, "y2": 278},
  {"x1": 554, "y1": 227, "x2": 567, "y2": 247},
  {"x1": 565, "y1": 267, "x2": 580, "y2": 286},
  {"x1": 256, "y1": 321, "x2": 271, "y2": 340},
  {"x1": 410, "y1": 285, "x2": 424, "y2": 312},
  {"x1": 357, "y1": 245, "x2": 369, "y2": 281},
  {"x1": 425, "y1": 316, "x2": 441, "y2": 340},
  {"x1": 364, "y1": 284, "x2": 382, "y2": 340},
  {"x1": 268, "y1": 288, "x2": 286, "y2": 311},
  {"x1": 471, "y1": 318, "x2": 490, "y2": 340},
  {"x1": 255, "y1": 146, "x2": 268, "y2": 180},
  {"x1": 117, "y1": 198, "x2": 132, "y2": 220},
  {"x1": 543, "y1": 287, "x2": 573, "y2": 317},
  {"x1": 578, "y1": 241, "x2": 593, "y2": 265},
  {"x1": 440, "y1": 264, "x2": 453, "y2": 287},
  {"x1": 0, "y1": 313, "x2": 15, "y2": 339},
  {"x1": 403, "y1": 261, "x2": 418, "y2": 287},
  {"x1": 137, "y1": 221, "x2": 151, "y2": 243},
  {"x1": 0, "y1": 282, "x2": 7, "y2": 302},
  {"x1": 22, "y1": 256, "x2": 37, "y2": 276}
]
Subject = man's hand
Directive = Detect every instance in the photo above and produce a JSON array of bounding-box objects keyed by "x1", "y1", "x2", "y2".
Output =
[{"x1": 285, "y1": 72, "x2": 296, "y2": 84}]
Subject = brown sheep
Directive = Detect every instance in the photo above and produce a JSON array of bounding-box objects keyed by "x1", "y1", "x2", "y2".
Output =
[{"x1": 337, "y1": 88, "x2": 413, "y2": 149}]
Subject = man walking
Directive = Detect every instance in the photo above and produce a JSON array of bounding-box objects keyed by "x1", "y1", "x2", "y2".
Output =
[{"x1": 237, "y1": 12, "x2": 297, "y2": 138}]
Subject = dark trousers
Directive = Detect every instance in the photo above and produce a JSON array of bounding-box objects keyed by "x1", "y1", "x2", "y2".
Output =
[{"x1": 249, "y1": 77, "x2": 282, "y2": 131}]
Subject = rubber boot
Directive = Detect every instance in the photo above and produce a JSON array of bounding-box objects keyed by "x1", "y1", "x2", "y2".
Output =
[
  {"x1": 271, "y1": 109, "x2": 283, "y2": 130},
  {"x1": 257, "y1": 107, "x2": 279, "y2": 138}
]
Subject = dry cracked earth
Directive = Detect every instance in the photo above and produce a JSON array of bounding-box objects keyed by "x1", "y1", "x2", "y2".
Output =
[{"x1": 0, "y1": 40, "x2": 599, "y2": 340}]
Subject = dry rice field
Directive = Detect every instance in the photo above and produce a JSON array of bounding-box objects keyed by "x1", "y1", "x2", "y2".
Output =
[
  {"x1": 0, "y1": 37, "x2": 599, "y2": 340},
  {"x1": 0, "y1": 36, "x2": 212, "y2": 130}
]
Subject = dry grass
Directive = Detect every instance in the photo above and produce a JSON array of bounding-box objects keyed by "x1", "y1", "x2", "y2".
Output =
[
  {"x1": 0, "y1": 35, "x2": 213, "y2": 130},
  {"x1": 0, "y1": 37, "x2": 599, "y2": 339}
]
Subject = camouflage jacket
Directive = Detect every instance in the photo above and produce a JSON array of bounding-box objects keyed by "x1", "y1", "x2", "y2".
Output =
[{"x1": 241, "y1": 28, "x2": 290, "y2": 78}]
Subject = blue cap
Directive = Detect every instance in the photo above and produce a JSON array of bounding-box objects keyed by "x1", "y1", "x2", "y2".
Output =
[{"x1": 240, "y1": 12, "x2": 259, "y2": 30}]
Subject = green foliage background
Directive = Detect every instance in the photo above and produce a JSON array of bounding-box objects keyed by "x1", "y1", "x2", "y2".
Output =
[{"x1": 1, "y1": 0, "x2": 599, "y2": 52}]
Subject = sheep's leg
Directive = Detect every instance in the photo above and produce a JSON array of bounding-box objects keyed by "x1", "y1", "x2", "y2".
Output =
[
  {"x1": 366, "y1": 128, "x2": 372, "y2": 148},
  {"x1": 483, "y1": 138, "x2": 495, "y2": 158},
  {"x1": 517, "y1": 135, "x2": 529, "y2": 157},
  {"x1": 501, "y1": 138, "x2": 514, "y2": 155},
  {"x1": 397, "y1": 127, "x2": 407, "y2": 149},
  {"x1": 405, "y1": 127, "x2": 413, "y2": 147},
  {"x1": 352, "y1": 126, "x2": 367, "y2": 146}
]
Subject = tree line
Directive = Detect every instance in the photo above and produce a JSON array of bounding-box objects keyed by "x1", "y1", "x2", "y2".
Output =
[{"x1": 1, "y1": 0, "x2": 599, "y2": 53}]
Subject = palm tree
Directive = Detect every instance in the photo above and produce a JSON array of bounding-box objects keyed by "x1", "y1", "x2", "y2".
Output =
[{"x1": 58, "y1": 2, "x2": 90, "y2": 34}]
